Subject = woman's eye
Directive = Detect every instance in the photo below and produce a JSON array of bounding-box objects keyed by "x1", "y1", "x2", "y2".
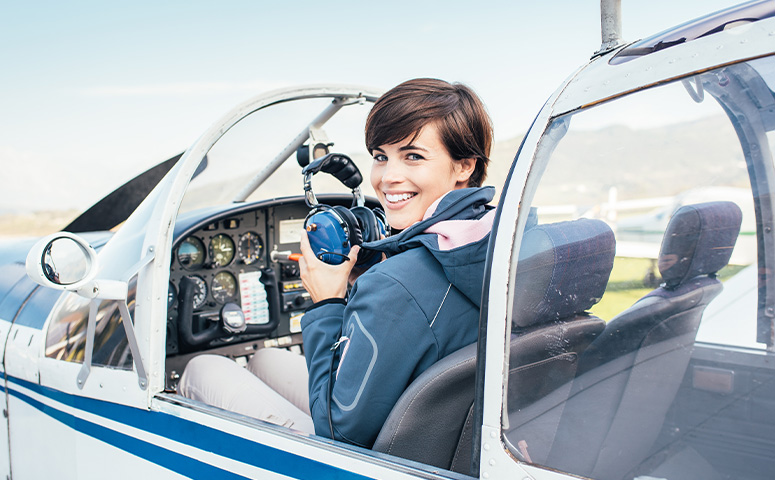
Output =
[
  {"x1": 373, "y1": 154, "x2": 388, "y2": 162},
  {"x1": 407, "y1": 153, "x2": 424, "y2": 161}
]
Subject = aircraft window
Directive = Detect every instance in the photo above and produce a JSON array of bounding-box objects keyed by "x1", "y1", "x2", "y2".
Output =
[
  {"x1": 45, "y1": 278, "x2": 136, "y2": 369},
  {"x1": 504, "y1": 57, "x2": 774, "y2": 480},
  {"x1": 178, "y1": 97, "x2": 376, "y2": 215}
]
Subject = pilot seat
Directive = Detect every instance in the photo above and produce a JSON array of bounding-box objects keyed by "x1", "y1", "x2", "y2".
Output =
[{"x1": 372, "y1": 217, "x2": 616, "y2": 473}]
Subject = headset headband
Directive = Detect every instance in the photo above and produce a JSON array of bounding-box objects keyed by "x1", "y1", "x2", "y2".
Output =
[{"x1": 302, "y1": 153, "x2": 365, "y2": 208}]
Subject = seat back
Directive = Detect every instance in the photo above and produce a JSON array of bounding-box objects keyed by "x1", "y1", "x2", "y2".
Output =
[
  {"x1": 547, "y1": 201, "x2": 743, "y2": 480},
  {"x1": 373, "y1": 218, "x2": 616, "y2": 473},
  {"x1": 501, "y1": 218, "x2": 615, "y2": 466}
]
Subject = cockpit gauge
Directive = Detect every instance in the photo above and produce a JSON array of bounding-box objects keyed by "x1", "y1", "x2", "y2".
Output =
[
  {"x1": 187, "y1": 275, "x2": 208, "y2": 309},
  {"x1": 209, "y1": 234, "x2": 235, "y2": 268},
  {"x1": 238, "y1": 231, "x2": 264, "y2": 265},
  {"x1": 177, "y1": 237, "x2": 206, "y2": 270},
  {"x1": 211, "y1": 271, "x2": 238, "y2": 303}
]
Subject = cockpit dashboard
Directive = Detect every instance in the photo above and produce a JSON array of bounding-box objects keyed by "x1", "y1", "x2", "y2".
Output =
[{"x1": 164, "y1": 194, "x2": 376, "y2": 385}]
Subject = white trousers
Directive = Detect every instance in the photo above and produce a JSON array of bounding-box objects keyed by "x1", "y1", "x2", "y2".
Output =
[{"x1": 178, "y1": 348, "x2": 314, "y2": 433}]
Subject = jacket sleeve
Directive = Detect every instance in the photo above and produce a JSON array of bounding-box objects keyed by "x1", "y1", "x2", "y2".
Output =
[{"x1": 301, "y1": 271, "x2": 438, "y2": 447}]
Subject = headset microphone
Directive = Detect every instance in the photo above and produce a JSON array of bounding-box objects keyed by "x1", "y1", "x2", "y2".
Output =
[{"x1": 302, "y1": 153, "x2": 388, "y2": 267}]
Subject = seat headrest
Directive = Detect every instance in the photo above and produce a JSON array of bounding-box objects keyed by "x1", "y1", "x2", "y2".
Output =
[
  {"x1": 512, "y1": 218, "x2": 615, "y2": 328},
  {"x1": 658, "y1": 201, "x2": 742, "y2": 288}
]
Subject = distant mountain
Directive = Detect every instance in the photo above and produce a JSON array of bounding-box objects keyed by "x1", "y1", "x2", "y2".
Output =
[{"x1": 532, "y1": 115, "x2": 747, "y2": 207}]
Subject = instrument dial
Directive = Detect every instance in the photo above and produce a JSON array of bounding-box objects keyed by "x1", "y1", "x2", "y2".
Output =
[
  {"x1": 177, "y1": 237, "x2": 206, "y2": 270},
  {"x1": 211, "y1": 271, "x2": 237, "y2": 303},
  {"x1": 209, "y1": 234, "x2": 235, "y2": 268},
  {"x1": 187, "y1": 275, "x2": 208, "y2": 309},
  {"x1": 238, "y1": 231, "x2": 264, "y2": 265}
]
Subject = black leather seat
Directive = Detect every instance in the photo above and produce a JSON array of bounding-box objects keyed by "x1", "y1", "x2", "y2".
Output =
[
  {"x1": 373, "y1": 218, "x2": 616, "y2": 473},
  {"x1": 547, "y1": 201, "x2": 743, "y2": 480}
]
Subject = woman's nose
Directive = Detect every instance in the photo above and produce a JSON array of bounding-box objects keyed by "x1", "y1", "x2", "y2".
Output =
[{"x1": 380, "y1": 158, "x2": 404, "y2": 183}]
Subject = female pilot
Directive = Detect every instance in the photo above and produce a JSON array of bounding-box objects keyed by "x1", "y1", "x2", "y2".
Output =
[{"x1": 180, "y1": 78, "x2": 495, "y2": 448}]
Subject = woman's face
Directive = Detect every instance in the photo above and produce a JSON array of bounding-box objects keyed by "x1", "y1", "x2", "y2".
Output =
[{"x1": 370, "y1": 123, "x2": 475, "y2": 231}]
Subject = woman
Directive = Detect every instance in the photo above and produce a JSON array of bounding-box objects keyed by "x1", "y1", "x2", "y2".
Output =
[{"x1": 180, "y1": 78, "x2": 495, "y2": 448}]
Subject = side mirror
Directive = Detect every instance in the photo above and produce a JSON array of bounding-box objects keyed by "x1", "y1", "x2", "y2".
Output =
[
  {"x1": 26, "y1": 233, "x2": 127, "y2": 300},
  {"x1": 26, "y1": 233, "x2": 98, "y2": 291},
  {"x1": 25, "y1": 232, "x2": 147, "y2": 389}
]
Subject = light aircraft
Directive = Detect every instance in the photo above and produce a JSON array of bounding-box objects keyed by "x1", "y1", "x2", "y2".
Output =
[
  {"x1": 2, "y1": 1, "x2": 775, "y2": 479},
  {"x1": 614, "y1": 187, "x2": 755, "y2": 259}
]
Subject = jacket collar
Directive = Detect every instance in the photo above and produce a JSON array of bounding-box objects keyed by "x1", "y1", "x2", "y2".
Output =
[{"x1": 364, "y1": 186, "x2": 495, "y2": 255}]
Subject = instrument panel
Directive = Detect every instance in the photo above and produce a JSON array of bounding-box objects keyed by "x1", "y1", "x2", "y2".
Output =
[
  {"x1": 165, "y1": 195, "x2": 381, "y2": 358},
  {"x1": 172, "y1": 227, "x2": 265, "y2": 310},
  {"x1": 167, "y1": 200, "x2": 315, "y2": 355}
]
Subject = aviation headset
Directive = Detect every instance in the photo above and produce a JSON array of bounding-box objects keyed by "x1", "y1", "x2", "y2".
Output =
[{"x1": 302, "y1": 153, "x2": 389, "y2": 268}]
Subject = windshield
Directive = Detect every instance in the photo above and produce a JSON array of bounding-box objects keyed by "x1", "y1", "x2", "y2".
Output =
[{"x1": 179, "y1": 97, "x2": 376, "y2": 214}]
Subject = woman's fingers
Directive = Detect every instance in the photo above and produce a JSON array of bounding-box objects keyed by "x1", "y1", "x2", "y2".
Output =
[
  {"x1": 299, "y1": 231, "x2": 360, "y2": 302},
  {"x1": 299, "y1": 229, "x2": 314, "y2": 257}
]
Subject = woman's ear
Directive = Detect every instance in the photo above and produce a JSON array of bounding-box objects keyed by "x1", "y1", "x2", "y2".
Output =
[{"x1": 455, "y1": 157, "x2": 477, "y2": 186}]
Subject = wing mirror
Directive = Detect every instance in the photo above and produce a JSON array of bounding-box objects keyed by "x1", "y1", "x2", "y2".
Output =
[
  {"x1": 39, "y1": 237, "x2": 91, "y2": 285},
  {"x1": 28, "y1": 233, "x2": 98, "y2": 289},
  {"x1": 25, "y1": 232, "x2": 148, "y2": 390},
  {"x1": 27, "y1": 232, "x2": 127, "y2": 300}
]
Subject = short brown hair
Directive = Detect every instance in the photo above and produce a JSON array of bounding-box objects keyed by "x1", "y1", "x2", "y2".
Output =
[{"x1": 365, "y1": 78, "x2": 493, "y2": 187}]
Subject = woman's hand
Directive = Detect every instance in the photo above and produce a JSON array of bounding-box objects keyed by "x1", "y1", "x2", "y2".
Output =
[
  {"x1": 346, "y1": 233, "x2": 386, "y2": 285},
  {"x1": 299, "y1": 230, "x2": 360, "y2": 303}
]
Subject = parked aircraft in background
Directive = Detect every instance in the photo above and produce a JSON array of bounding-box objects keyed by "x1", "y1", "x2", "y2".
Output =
[{"x1": 615, "y1": 186, "x2": 756, "y2": 265}]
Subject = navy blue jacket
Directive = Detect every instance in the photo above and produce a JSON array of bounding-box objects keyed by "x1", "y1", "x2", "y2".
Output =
[{"x1": 301, "y1": 187, "x2": 495, "y2": 447}]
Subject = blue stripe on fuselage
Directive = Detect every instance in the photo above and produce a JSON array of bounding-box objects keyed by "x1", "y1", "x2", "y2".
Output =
[
  {"x1": 6, "y1": 376, "x2": 373, "y2": 480},
  {"x1": 7, "y1": 387, "x2": 250, "y2": 480}
]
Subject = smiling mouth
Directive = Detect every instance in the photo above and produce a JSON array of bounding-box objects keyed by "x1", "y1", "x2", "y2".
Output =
[{"x1": 385, "y1": 192, "x2": 417, "y2": 204}]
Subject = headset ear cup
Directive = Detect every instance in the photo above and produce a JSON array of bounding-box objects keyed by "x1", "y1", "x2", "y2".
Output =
[
  {"x1": 304, "y1": 205, "x2": 327, "y2": 229},
  {"x1": 349, "y1": 206, "x2": 380, "y2": 243},
  {"x1": 331, "y1": 206, "x2": 363, "y2": 246}
]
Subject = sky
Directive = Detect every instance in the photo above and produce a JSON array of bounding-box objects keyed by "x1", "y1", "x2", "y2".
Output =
[{"x1": 1, "y1": 0, "x2": 738, "y2": 213}]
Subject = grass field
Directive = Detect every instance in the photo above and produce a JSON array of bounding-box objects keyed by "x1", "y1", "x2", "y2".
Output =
[{"x1": 590, "y1": 257, "x2": 746, "y2": 320}]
